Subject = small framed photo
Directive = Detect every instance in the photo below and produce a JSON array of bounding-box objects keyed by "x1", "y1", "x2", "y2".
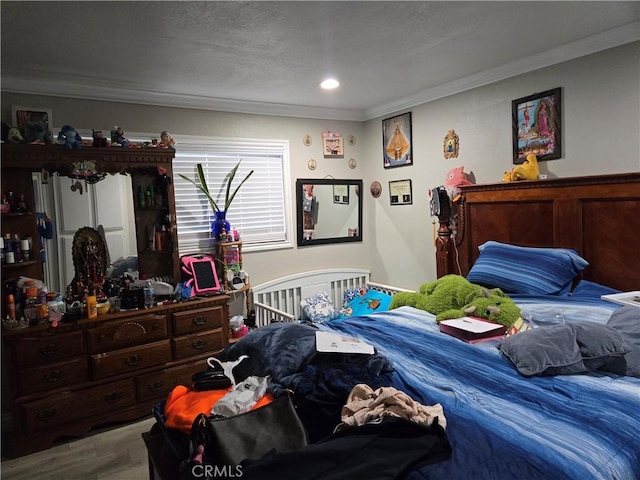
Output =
[
  {"x1": 512, "y1": 88, "x2": 561, "y2": 163},
  {"x1": 333, "y1": 184, "x2": 349, "y2": 204},
  {"x1": 12, "y1": 106, "x2": 53, "y2": 143},
  {"x1": 389, "y1": 179, "x2": 412, "y2": 206},
  {"x1": 383, "y1": 112, "x2": 413, "y2": 169},
  {"x1": 322, "y1": 131, "x2": 344, "y2": 158}
]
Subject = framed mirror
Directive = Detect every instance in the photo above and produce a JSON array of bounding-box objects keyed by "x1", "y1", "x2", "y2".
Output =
[{"x1": 296, "y1": 178, "x2": 362, "y2": 246}]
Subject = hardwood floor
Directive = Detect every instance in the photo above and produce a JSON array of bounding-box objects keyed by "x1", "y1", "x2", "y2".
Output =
[{"x1": 0, "y1": 417, "x2": 155, "y2": 480}]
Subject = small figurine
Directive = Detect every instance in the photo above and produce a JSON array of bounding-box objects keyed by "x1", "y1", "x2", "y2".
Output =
[
  {"x1": 57, "y1": 125, "x2": 83, "y2": 150},
  {"x1": 159, "y1": 131, "x2": 175, "y2": 148},
  {"x1": 92, "y1": 129, "x2": 108, "y2": 147},
  {"x1": 110, "y1": 126, "x2": 129, "y2": 148}
]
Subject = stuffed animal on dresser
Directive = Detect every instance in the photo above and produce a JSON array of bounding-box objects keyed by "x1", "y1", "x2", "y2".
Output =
[{"x1": 57, "y1": 125, "x2": 83, "y2": 149}]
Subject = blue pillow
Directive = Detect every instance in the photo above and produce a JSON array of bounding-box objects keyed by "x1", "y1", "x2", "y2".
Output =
[
  {"x1": 341, "y1": 290, "x2": 392, "y2": 318},
  {"x1": 467, "y1": 241, "x2": 588, "y2": 295}
]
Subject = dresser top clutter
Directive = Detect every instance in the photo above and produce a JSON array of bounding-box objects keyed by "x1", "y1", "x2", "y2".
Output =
[{"x1": 1, "y1": 142, "x2": 239, "y2": 458}]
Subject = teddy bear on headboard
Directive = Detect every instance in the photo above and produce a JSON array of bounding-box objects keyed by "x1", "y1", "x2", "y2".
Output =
[{"x1": 503, "y1": 154, "x2": 540, "y2": 182}]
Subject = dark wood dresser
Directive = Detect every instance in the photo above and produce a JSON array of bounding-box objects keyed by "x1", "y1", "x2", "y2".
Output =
[{"x1": 2, "y1": 295, "x2": 229, "y2": 457}]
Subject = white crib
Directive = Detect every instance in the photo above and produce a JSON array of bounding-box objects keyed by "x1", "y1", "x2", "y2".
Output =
[{"x1": 251, "y1": 268, "x2": 413, "y2": 327}]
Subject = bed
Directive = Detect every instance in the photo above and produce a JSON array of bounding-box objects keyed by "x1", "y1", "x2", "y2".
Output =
[{"x1": 233, "y1": 173, "x2": 640, "y2": 479}]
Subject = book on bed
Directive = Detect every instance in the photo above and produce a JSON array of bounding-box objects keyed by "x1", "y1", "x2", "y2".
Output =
[
  {"x1": 601, "y1": 291, "x2": 640, "y2": 308},
  {"x1": 439, "y1": 317, "x2": 506, "y2": 343}
]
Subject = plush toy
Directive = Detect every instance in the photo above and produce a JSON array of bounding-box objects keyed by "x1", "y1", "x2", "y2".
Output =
[
  {"x1": 110, "y1": 126, "x2": 129, "y2": 148},
  {"x1": 503, "y1": 154, "x2": 539, "y2": 182},
  {"x1": 389, "y1": 274, "x2": 521, "y2": 328},
  {"x1": 390, "y1": 274, "x2": 483, "y2": 317},
  {"x1": 92, "y1": 129, "x2": 108, "y2": 147},
  {"x1": 57, "y1": 125, "x2": 83, "y2": 150},
  {"x1": 437, "y1": 288, "x2": 522, "y2": 327},
  {"x1": 159, "y1": 130, "x2": 175, "y2": 148},
  {"x1": 6, "y1": 126, "x2": 25, "y2": 144},
  {"x1": 444, "y1": 166, "x2": 474, "y2": 199}
]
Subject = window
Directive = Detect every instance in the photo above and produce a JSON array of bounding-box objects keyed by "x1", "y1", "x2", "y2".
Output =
[{"x1": 172, "y1": 136, "x2": 292, "y2": 255}]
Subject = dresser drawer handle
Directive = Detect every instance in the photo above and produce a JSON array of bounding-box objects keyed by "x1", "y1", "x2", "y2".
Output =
[
  {"x1": 44, "y1": 370, "x2": 64, "y2": 383},
  {"x1": 148, "y1": 381, "x2": 164, "y2": 392},
  {"x1": 192, "y1": 316, "x2": 207, "y2": 326},
  {"x1": 36, "y1": 408, "x2": 57, "y2": 422},
  {"x1": 125, "y1": 355, "x2": 142, "y2": 366},
  {"x1": 38, "y1": 343, "x2": 60, "y2": 357},
  {"x1": 105, "y1": 392, "x2": 124, "y2": 403},
  {"x1": 192, "y1": 340, "x2": 207, "y2": 350}
]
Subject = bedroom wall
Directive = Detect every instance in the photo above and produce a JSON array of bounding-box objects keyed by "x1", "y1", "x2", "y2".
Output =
[
  {"x1": 2, "y1": 42, "x2": 638, "y2": 290},
  {"x1": 365, "y1": 42, "x2": 639, "y2": 288}
]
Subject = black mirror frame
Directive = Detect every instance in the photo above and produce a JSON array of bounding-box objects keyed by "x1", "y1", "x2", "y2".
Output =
[{"x1": 296, "y1": 178, "x2": 363, "y2": 246}]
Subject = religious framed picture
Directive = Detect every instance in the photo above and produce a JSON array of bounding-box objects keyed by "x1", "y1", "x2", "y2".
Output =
[
  {"x1": 11, "y1": 106, "x2": 53, "y2": 144},
  {"x1": 383, "y1": 112, "x2": 413, "y2": 169},
  {"x1": 389, "y1": 179, "x2": 412, "y2": 206},
  {"x1": 322, "y1": 131, "x2": 344, "y2": 158},
  {"x1": 512, "y1": 88, "x2": 562, "y2": 164}
]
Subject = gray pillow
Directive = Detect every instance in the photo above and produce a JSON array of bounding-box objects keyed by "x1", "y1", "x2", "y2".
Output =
[
  {"x1": 497, "y1": 322, "x2": 629, "y2": 377},
  {"x1": 600, "y1": 306, "x2": 640, "y2": 377}
]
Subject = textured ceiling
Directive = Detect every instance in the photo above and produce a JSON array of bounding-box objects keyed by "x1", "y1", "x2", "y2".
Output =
[{"x1": 1, "y1": 1, "x2": 639, "y2": 120}]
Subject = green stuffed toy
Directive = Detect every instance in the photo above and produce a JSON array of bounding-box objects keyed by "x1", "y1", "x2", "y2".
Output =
[
  {"x1": 390, "y1": 274, "x2": 483, "y2": 316},
  {"x1": 390, "y1": 274, "x2": 521, "y2": 327},
  {"x1": 438, "y1": 288, "x2": 521, "y2": 327}
]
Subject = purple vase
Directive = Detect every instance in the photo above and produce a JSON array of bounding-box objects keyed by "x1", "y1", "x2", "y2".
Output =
[{"x1": 212, "y1": 211, "x2": 231, "y2": 241}]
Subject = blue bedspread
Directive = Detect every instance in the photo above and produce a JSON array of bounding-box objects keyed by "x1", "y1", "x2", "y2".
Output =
[{"x1": 321, "y1": 307, "x2": 640, "y2": 480}]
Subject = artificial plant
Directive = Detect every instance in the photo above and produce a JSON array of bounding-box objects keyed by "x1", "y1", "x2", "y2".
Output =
[{"x1": 178, "y1": 161, "x2": 253, "y2": 213}]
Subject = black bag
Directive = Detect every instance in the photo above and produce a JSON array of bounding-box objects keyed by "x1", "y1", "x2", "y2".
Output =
[
  {"x1": 191, "y1": 368, "x2": 231, "y2": 391},
  {"x1": 187, "y1": 392, "x2": 308, "y2": 470}
]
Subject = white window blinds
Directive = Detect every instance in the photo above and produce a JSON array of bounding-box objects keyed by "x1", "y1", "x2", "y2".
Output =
[{"x1": 173, "y1": 138, "x2": 290, "y2": 255}]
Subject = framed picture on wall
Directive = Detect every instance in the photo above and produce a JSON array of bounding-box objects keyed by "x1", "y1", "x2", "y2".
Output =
[
  {"x1": 322, "y1": 131, "x2": 344, "y2": 158},
  {"x1": 333, "y1": 184, "x2": 349, "y2": 204},
  {"x1": 383, "y1": 112, "x2": 413, "y2": 169},
  {"x1": 512, "y1": 88, "x2": 562, "y2": 163},
  {"x1": 11, "y1": 106, "x2": 53, "y2": 144},
  {"x1": 389, "y1": 179, "x2": 412, "y2": 205}
]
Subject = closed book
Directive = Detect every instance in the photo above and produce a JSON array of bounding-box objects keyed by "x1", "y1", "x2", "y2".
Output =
[{"x1": 439, "y1": 317, "x2": 506, "y2": 343}]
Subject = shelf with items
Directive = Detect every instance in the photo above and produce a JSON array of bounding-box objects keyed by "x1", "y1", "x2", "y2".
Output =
[
  {"x1": 214, "y1": 240, "x2": 251, "y2": 324},
  {"x1": 1, "y1": 168, "x2": 41, "y2": 319}
]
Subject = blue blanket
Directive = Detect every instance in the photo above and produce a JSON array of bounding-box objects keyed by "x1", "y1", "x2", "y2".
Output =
[{"x1": 322, "y1": 307, "x2": 640, "y2": 480}]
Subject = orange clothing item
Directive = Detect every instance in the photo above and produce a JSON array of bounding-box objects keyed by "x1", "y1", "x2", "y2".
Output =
[{"x1": 164, "y1": 385, "x2": 274, "y2": 434}]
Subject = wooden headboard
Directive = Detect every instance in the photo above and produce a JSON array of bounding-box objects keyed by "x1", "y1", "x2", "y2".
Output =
[{"x1": 436, "y1": 172, "x2": 640, "y2": 292}]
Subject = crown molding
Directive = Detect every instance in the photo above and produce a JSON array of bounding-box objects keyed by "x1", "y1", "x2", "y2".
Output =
[
  {"x1": 2, "y1": 23, "x2": 638, "y2": 123},
  {"x1": 364, "y1": 22, "x2": 639, "y2": 120}
]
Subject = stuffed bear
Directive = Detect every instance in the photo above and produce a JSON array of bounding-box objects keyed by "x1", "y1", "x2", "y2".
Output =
[
  {"x1": 390, "y1": 274, "x2": 483, "y2": 317},
  {"x1": 503, "y1": 153, "x2": 539, "y2": 182},
  {"x1": 437, "y1": 288, "x2": 521, "y2": 327},
  {"x1": 57, "y1": 125, "x2": 83, "y2": 150},
  {"x1": 92, "y1": 129, "x2": 108, "y2": 147}
]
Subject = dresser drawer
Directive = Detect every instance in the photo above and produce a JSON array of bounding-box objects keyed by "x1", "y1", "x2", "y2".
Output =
[
  {"x1": 87, "y1": 314, "x2": 168, "y2": 353},
  {"x1": 173, "y1": 306, "x2": 225, "y2": 335},
  {"x1": 19, "y1": 357, "x2": 89, "y2": 396},
  {"x1": 91, "y1": 340, "x2": 171, "y2": 379},
  {"x1": 172, "y1": 330, "x2": 224, "y2": 360},
  {"x1": 137, "y1": 361, "x2": 205, "y2": 401},
  {"x1": 12, "y1": 331, "x2": 85, "y2": 366},
  {"x1": 22, "y1": 378, "x2": 135, "y2": 432}
]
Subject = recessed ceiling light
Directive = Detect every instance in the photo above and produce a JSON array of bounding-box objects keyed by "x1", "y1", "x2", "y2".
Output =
[{"x1": 320, "y1": 78, "x2": 340, "y2": 90}]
